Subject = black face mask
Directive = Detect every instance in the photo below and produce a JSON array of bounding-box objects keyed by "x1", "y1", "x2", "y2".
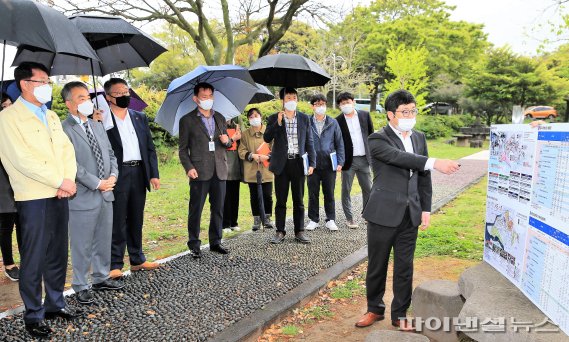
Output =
[{"x1": 113, "y1": 95, "x2": 131, "y2": 109}]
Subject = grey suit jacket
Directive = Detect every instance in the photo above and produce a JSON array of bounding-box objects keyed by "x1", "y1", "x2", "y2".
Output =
[
  {"x1": 62, "y1": 115, "x2": 119, "y2": 210},
  {"x1": 178, "y1": 109, "x2": 229, "y2": 181},
  {"x1": 362, "y1": 125, "x2": 432, "y2": 228}
]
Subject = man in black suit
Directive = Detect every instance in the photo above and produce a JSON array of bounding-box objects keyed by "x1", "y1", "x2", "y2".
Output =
[
  {"x1": 104, "y1": 78, "x2": 160, "y2": 278},
  {"x1": 335, "y1": 92, "x2": 374, "y2": 229},
  {"x1": 178, "y1": 82, "x2": 232, "y2": 258},
  {"x1": 355, "y1": 90, "x2": 460, "y2": 330},
  {"x1": 264, "y1": 87, "x2": 316, "y2": 244}
]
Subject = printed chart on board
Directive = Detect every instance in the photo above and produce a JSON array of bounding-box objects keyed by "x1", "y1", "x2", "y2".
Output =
[{"x1": 485, "y1": 123, "x2": 569, "y2": 335}]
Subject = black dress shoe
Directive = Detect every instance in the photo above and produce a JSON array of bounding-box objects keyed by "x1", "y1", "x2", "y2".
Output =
[
  {"x1": 210, "y1": 244, "x2": 229, "y2": 254},
  {"x1": 190, "y1": 248, "x2": 202, "y2": 259},
  {"x1": 45, "y1": 307, "x2": 84, "y2": 320},
  {"x1": 93, "y1": 278, "x2": 125, "y2": 291},
  {"x1": 271, "y1": 231, "x2": 285, "y2": 244},
  {"x1": 295, "y1": 231, "x2": 311, "y2": 244},
  {"x1": 76, "y1": 289, "x2": 95, "y2": 305},
  {"x1": 25, "y1": 320, "x2": 52, "y2": 338}
]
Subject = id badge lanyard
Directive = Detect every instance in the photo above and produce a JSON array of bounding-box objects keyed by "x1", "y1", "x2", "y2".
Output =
[{"x1": 208, "y1": 114, "x2": 216, "y2": 152}]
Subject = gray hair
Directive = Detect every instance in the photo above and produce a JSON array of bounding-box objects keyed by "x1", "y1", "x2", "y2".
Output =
[{"x1": 61, "y1": 81, "x2": 89, "y2": 102}]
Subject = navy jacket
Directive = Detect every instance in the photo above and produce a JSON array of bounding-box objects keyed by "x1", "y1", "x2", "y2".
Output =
[
  {"x1": 107, "y1": 109, "x2": 159, "y2": 192},
  {"x1": 263, "y1": 111, "x2": 316, "y2": 176},
  {"x1": 309, "y1": 115, "x2": 345, "y2": 171}
]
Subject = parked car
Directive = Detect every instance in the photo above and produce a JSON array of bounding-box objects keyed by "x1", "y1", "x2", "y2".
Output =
[
  {"x1": 423, "y1": 102, "x2": 453, "y2": 115},
  {"x1": 524, "y1": 106, "x2": 557, "y2": 119},
  {"x1": 354, "y1": 98, "x2": 383, "y2": 112}
]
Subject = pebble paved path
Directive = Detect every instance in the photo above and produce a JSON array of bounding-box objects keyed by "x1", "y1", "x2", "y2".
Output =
[{"x1": 0, "y1": 158, "x2": 488, "y2": 341}]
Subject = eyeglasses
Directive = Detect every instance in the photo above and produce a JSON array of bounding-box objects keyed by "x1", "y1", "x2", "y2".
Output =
[
  {"x1": 25, "y1": 79, "x2": 53, "y2": 86},
  {"x1": 395, "y1": 108, "x2": 418, "y2": 117}
]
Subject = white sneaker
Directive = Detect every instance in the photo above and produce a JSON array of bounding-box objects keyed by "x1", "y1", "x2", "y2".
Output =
[
  {"x1": 305, "y1": 221, "x2": 319, "y2": 230},
  {"x1": 325, "y1": 220, "x2": 339, "y2": 231},
  {"x1": 223, "y1": 228, "x2": 232, "y2": 234},
  {"x1": 231, "y1": 226, "x2": 241, "y2": 231}
]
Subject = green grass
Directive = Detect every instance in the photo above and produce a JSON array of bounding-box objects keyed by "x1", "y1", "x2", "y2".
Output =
[
  {"x1": 415, "y1": 177, "x2": 487, "y2": 260},
  {"x1": 281, "y1": 325, "x2": 300, "y2": 336},
  {"x1": 330, "y1": 278, "x2": 366, "y2": 299},
  {"x1": 305, "y1": 305, "x2": 334, "y2": 320},
  {"x1": 427, "y1": 137, "x2": 489, "y2": 160}
]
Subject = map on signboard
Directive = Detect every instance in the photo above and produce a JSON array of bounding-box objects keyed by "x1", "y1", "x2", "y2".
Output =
[
  {"x1": 484, "y1": 198, "x2": 527, "y2": 283},
  {"x1": 489, "y1": 130, "x2": 535, "y2": 175}
]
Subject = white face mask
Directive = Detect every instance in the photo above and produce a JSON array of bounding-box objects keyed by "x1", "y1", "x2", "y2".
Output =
[
  {"x1": 199, "y1": 99, "x2": 214, "y2": 111},
  {"x1": 77, "y1": 101, "x2": 94, "y2": 116},
  {"x1": 314, "y1": 106, "x2": 326, "y2": 116},
  {"x1": 33, "y1": 84, "x2": 52, "y2": 104},
  {"x1": 340, "y1": 104, "x2": 353, "y2": 115},
  {"x1": 397, "y1": 118, "x2": 416, "y2": 132},
  {"x1": 284, "y1": 100, "x2": 297, "y2": 111},
  {"x1": 249, "y1": 117, "x2": 262, "y2": 127}
]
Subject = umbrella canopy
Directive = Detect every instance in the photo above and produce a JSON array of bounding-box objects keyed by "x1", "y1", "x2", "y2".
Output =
[
  {"x1": 249, "y1": 83, "x2": 275, "y2": 104},
  {"x1": 248, "y1": 53, "x2": 330, "y2": 88},
  {"x1": 68, "y1": 15, "x2": 167, "y2": 75},
  {"x1": 0, "y1": 0, "x2": 98, "y2": 58},
  {"x1": 155, "y1": 65, "x2": 258, "y2": 136}
]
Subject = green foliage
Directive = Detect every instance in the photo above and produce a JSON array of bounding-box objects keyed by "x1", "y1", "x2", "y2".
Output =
[
  {"x1": 384, "y1": 44, "x2": 429, "y2": 108},
  {"x1": 281, "y1": 325, "x2": 300, "y2": 336},
  {"x1": 305, "y1": 305, "x2": 334, "y2": 320},
  {"x1": 465, "y1": 47, "x2": 560, "y2": 125},
  {"x1": 131, "y1": 23, "x2": 205, "y2": 90},
  {"x1": 330, "y1": 279, "x2": 366, "y2": 299},
  {"x1": 132, "y1": 84, "x2": 177, "y2": 149},
  {"x1": 415, "y1": 114, "x2": 474, "y2": 139},
  {"x1": 50, "y1": 84, "x2": 68, "y2": 120}
]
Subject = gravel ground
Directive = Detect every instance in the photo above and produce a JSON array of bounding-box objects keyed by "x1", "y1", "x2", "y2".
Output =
[{"x1": 0, "y1": 159, "x2": 487, "y2": 341}]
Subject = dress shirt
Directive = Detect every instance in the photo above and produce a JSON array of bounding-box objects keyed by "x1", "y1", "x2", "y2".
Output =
[
  {"x1": 345, "y1": 111, "x2": 366, "y2": 156},
  {"x1": 113, "y1": 111, "x2": 142, "y2": 162}
]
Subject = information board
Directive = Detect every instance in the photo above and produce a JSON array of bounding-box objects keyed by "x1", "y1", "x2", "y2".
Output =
[{"x1": 484, "y1": 123, "x2": 569, "y2": 335}]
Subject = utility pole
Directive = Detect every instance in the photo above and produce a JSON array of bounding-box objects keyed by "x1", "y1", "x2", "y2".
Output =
[{"x1": 327, "y1": 53, "x2": 345, "y2": 109}]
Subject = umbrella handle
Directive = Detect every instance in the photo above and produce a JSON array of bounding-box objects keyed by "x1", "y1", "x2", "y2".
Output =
[{"x1": 1, "y1": 40, "x2": 5, "y2": 101}]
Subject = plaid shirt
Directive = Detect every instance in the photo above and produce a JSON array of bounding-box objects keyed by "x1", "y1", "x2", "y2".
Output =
[{"x1": 284, "y1": 113, "x2": 299, "y2": 154}]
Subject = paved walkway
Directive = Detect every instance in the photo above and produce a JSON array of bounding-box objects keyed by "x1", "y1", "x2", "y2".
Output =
[{"x1": 0, "y1": 153, "x2": 488, "y2": 341}]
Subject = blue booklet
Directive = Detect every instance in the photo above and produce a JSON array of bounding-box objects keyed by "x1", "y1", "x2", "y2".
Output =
[
  {"x1": 302, "y1": 153, "x2": 309, "y2": 175},
  {"x1": 330, "y1": 151, "x2": 338, "y2": 171}
]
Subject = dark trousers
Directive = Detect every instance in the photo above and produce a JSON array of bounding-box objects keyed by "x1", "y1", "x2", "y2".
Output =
[
  {"x1": 274, "y1": 158, "x2": 305, "y2": 234},
  {"x1": 187, "y1": 174, "x2": 225, "y2": 250},
  {"x1": 366, "y1": 208, "x2": 418, "y2": 321},
  {"x1": 307, "y1": 168, "x2": 336, "y2": 222},
  {"x1": 0, "y1": 212, "x2": 21, "y2": 266},
  {"x1": 16, "y1": 197, "x2": 68, "y2": 324},
  {"x1": 248, "y1": 182, "x2": 273, "y2": 217},
  {"x1": 223, "y1": 180, "x2": 240, "y2": 228},
  {"x1": 111, "y1": 165, "x2": 147, "y2": 270}
]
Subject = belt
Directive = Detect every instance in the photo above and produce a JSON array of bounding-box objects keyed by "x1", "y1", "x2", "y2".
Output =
[
  {"x1": 287, "y1": 153, "x2": 300, "y2": 159},
  {"x1": 123, "y1": 160, "x2": 142, "y2": 166}
]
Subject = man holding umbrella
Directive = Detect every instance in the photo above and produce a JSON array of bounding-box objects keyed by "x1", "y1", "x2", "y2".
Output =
[
  {"x1": 264, "y1": 87, "x2": 316, "y2": 244},
  {"x1": 0, "y1": 62, "x2": 81, "y2": 338},
  {"x1": 178, "y1": 82, "x2": 232, "y2": 258}
]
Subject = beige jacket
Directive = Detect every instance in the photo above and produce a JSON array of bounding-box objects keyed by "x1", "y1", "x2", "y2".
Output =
[
  {"x1": 0, "y1": 99, "x2": 77, "y2": 201},
  {"x1": 238, "y1": 126, "x2": 274, "y2": 183}
]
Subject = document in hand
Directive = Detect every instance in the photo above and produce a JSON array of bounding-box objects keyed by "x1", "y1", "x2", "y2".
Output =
[
  {"x1": 256, "y1": 142, "x2": 271, "y2": 168},
  {"x1": 302, "y1": 153, "x2": 309, "y2": 175},
  {"x1": 330, "y1": 151, "x2": 338, "y2": 171}
]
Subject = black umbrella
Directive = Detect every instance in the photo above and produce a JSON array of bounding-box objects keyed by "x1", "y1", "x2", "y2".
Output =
[
  {"x1": 248, "y1": 53, "x2": 331, "y2": 88},
  {"x1": 0, "y1": 0, "x2": 98, "y2": 97},
  {"x1": 12, "y1": 15, "x2": 167, "y2": 77},
  {"x1": 249, "y1": 83, "x2": 275, "y2": 104}
]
